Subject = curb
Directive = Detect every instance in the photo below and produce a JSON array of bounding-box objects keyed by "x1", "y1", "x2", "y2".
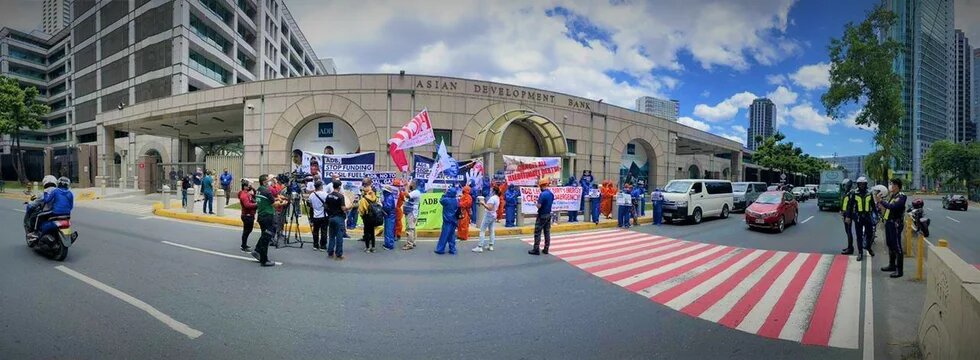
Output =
[{"x1": 151, "y1": 202, "x2": 656, "y2": 238}]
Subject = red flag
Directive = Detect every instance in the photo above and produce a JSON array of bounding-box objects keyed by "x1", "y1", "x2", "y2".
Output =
[{"x1": 389, "y1": 143, "x2": 409, "y2": 172}]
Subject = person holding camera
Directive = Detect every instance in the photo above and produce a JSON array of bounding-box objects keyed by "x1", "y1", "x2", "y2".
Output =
[
  {"x1": 252, "y1": 175, "x2": 279, "y2": 267},
  {"x1": 238, "y1": 179, "x2": 256, "y2": 252}
]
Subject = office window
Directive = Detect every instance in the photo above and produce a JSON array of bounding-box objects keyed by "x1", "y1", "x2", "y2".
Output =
[{"x1": 566, "y1": 139, "x2": 577, "y2": 154}]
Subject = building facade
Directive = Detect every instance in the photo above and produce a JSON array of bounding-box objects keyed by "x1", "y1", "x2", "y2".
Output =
[
  {"x1": 887, "y1": 0, "x2": 955, "y2": 189},
  {"x1": 973, "y1": 48, "x2": 980, "y2": 141},
  {"x1": 747, "y1": 98, "x2": 775, "y2": 151},
  {"x1": 828, "y1": 155, "x2": 866, "y2": 180},
  {"x1": 955, "y1": 29, "x2": 974, "y2": 143},
  {"x1": 635, "y1": 96, "x2": 678, "y2": 121},
  {"x1": 42, "y1": 0, "x2": 73, "y2": 35},
  {"x1": 1, "y1": 0, "x2": 330, "y2": 182}
]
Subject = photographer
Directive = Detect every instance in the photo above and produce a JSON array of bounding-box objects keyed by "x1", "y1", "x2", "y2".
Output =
[
  {"x1": 252, "y1": 175, "x2": 279, "y2": 267},
  {"x1": 309, "y1": 181, "x2": 329, "y2": 252},
  {"x1": 238, "y1": 179, "x2": 256, "y2": 252}
]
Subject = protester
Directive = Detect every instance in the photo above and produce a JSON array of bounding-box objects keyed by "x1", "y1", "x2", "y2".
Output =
[
  {"x1": 529, "y1": 178, "x2": 554, "y2": 255},
  {"x1": 220, "y1": 168, "x2": 233, "y2": 205},
  {"x1": 308, "y1": 181, "x2": 329, "y2": 252},
  {"x1": 325, "y1": 180, "x2": 347, "y2": 259},
  {"x1": 630, "y1": 183, "x2": 642, "y2": 226},
  {"x1": 358, "y1": 179, "x2": 380, "y2": 253},
  {"x1": 344, "y1": 182, "x2": 358, "y2": 233},
  {"x1": 457, "y1": 185, "x2": 473, "y2": 240},
  {"x1": 638, "y1": 180, "x2": 647, "y2": 217},
  {"x1": 470, "y1": 180, "x2": 479, "y2": 225},
  {"x1": 394, "y1": 179, "x2": 406, "y2": 240},
  {"x1": 566, "y1": 175, "x2": 578, "y2": 222},
  {"x1": 181, "y1": 174, "x2": 192, "y2": 208},
  {"x1": 589, "y1": 183, "x2": 601, "y2": 224},
  {"x1": 496, "y1": 180, "x2": 507, "y2": 221},
  {"x1": 473, "y1": 186, "x2": 501, "y2": 253},
  {"x1": 202, "y1": 170, "x2": 215, "y2": 215},
  {"x1": 251, "y1": 175, "x2": 278, "y2": 267},
  {"x1": 435, "y1": 187, "x2": 459, "y2": 255},
  {"x1": 651, "y1": 187, "x2": 664, "y2": 226},
  {"x1": 504, "y1": 184, "x2": 519, "y2": 227},
  {"x1": 617, "y1": 183, "x2": 633, "y2": 228},
  {"x1": 600, "y1": 180, "x2": 615, "y2": 219},
  {"x1": 402, "y1": 180, "x2": 421, "y2": 250},
  {"x1": 381, "y1": 183, "x2": 398, "y2": 250},
  {"x1": 238, "y1": 179, "x2": 256, "y2": 252},
  {"x1": 579, "y1": 170, "x2": 593, "y2": 216},
  {"x1": 169, "y1": 168, "x2": 178, "y2": 190}
]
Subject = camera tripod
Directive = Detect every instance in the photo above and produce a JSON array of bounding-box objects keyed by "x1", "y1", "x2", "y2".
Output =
[{"x1": 275, "y1": 194, "x2": 305, "y2": 249}]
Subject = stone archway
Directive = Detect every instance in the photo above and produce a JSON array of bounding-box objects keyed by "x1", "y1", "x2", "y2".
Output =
[
  {"x1": 611, "y1": 125, "x2": 666, "y2": 188},
  {"x1": 722, "y1": 167, "x2": 731, "y2": 180},
  {"x1": 469, "y1": 108, "x2": 569, "y2": 173},
  {"x1": 688, "y1": 164, "x2": 701, "y2": 179},
  {"x1": 266, "y1": 94, "x2": 380, "y2": 173},
  {"x1": 137, "y1": 140, "x2": 170, "y2": 166}
]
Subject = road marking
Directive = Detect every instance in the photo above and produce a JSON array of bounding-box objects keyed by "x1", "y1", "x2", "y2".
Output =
[
  {"x1": 801, "y1": 216, "x2": 814, "y2": 224},
  {"x1": 863, "y1": 262, "x2": 874, "y2": 360},
  {"x1": 927, "y1": 208, "x2": 933, "y2": 211},
  {"x1": 945, "y1": 216, "x2": 960, "y2": 223},
  {"x1": 161, "y1": 241, "x2": 283, "y2": 265},
  {"x1": 12, "y1": 208, "x2": 26, "y2": 213},
  {"x1": 138, "y1": 215, "x2": 154, "y2": 220},
  {"x1": 828, "y1": 254, "x2": 862, "y2": 349},
  {"x1": 54, "y1": 265, "x2": 203, "y2": 339}
]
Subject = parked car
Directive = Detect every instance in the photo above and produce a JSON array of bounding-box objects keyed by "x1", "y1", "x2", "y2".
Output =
[
  {"x1": 767, "y1": 185, "x2": 780, "y2": 191},
  {"x1": 733, "y1": 182, "x2": 767, "y2": 212},
  {"x1": 790, "y1": 187, "x2": 808, "y2": 202},
  {"x1": 942, "y1": 194, "x2": 969, "y2": 211},
  {"x1": 662, "y1": 179, "x2": 734, "y2": 224},
  {"x1": 745, "y1": 191, "x2": 799, "y2": 233},
  {"x1": 805, "y1": 184, "x2": 818, "y2": 199}
]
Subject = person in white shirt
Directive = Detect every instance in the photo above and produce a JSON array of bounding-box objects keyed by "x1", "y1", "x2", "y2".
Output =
[
  {"x1": 473, "y1": 186, "x2": 501, "y2": 253},
  {"x1": 402, "y1": 180, "x2": 422, "y2": 250},
  {"x1": 308, "y1": 181, "x2": 330, "y2": 251}
]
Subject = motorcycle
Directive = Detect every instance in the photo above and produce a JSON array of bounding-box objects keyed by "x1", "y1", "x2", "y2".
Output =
[
  {"x1": 907, "y1": 198, "x2": 930, "y2": 238},
  {"x1": 23, "y1": 202, "x2": 78, "y2": 261}
]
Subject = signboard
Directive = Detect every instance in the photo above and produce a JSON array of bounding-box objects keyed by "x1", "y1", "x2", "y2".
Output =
[
  {"x1": 296, "y1": 151, "x2": 377, "y2": 188},
  {"x1": 318, "y1": 122, "x2": 334, "y2": 138},
  {"x1": 503, "y1": 155, "x2": 562, "y2": 186},
  {"x1": 413, "y1": 154, "x2": 483, "y2": 190},
  {"x1": 415, "y1": 192, "x2": 445, "y2": 230},
  {"x1": 519, "y1": 186, "x2": 583, "y2": 215}
]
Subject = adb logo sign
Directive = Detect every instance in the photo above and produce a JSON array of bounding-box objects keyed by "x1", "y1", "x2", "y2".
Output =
[{"x1": 318, "y1": 122, "x2": 334, "y2": 138}]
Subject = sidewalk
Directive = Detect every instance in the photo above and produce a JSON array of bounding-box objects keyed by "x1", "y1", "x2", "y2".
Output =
[{"x1": 152, "y1": 199, "x2": 658, "y2": 239}]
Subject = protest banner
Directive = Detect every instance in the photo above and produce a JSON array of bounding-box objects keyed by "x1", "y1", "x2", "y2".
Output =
[
  {"x1": 503, "y1": 155, "x2": 562, "y2": 186},
  {"x1": 415, "y1": 192, "x2": 444, "y2": 230},
  {"x1": 519, "y1": 186, "x2": 583, "y2": 214},
  {"x1": 413, "y1": 154, "x2": 483, "y2": 190}
]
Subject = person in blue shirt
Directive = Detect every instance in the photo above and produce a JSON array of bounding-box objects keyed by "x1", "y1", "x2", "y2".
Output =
[
  {"x1": 529, "y1": 178, "x2": 554, "y2": 255},
  {"x1": 579, "y1": 171, "x2": 593, "y2": 214},
  {"x1": 630, "y1": 184, "x2": 643, "y2": 226},
  {"x1": 202, "y1": 170, "x2": 215, "y2": 215},
  {"x1": 27, "y1": 176, "x2": 74, "y2": 242},
  {"x1": 381, "y1": 184, "x2": 398, "y2": 250},
  {"x1": 192, "y1": 168, "x2": 203, "y2": 203},
  {"x1": 469, "y1": 179, "x2": 479, "y2": 225},
  {"x1": 504, "y1": 184, "x2": 520, "y2": 227},
  {"x1": 566, "y1": 175, "x2": 578, "y2": 222},
  {"x1": 651, "y1": 188, "x2": 665, "y2": 226},
  {"x1": 435, "y1": 187, "x2": 459, "y2": 255},
  {"x1": 219, "y1": 168, "x2": 233, "y2": 206},
  {"x1": 637, "y1": 180, "x2": 647, "y2": 217},
  {"x1": 589, "y1": 183, "x2": 601, "y2": 224}
]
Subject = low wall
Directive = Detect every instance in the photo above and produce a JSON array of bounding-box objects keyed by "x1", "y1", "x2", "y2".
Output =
[{"x1": 917, "y1": 243, "x2": 980, "y2": 359}]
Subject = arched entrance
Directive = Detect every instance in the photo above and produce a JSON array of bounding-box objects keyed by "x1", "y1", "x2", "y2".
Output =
[
  {"x1": 471, "y1": 109, "x2": 569, "y2": 174},
  {"x1": 144, "y1": 149, "x2": 163, "y2": 163},
  {"x1": 722, "y1": 167, "x2": 730, "y2": 180},
  {"x1": 688, "y1": 164, "x2": 701, "y2": 179},
  {"x1": 290, "y1": 115, "x2": 360, "y2": 155},
  {"x1": 619, "y1": 139, "x2": 657, "y2": 191}
]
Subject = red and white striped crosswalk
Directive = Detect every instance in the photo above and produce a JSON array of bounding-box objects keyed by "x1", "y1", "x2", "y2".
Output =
[{"x1": 523, "y1": 230, "x2": 863, "y2": 349}]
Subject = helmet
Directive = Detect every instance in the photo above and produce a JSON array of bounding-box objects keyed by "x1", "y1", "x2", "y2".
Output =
[
  {"x1": 912, "y1": 198, "x2": 924, "y2": 209},
  {"x1": 42, "y1": 175, "x2": 58, "y2": 188},
  {"x1": 57, "y1": 176, "x2": 70, "y2": 189},
  {"x1": 856, "y1": 177, "x2": 868, "y2": 184},
  {"x1": 538, "y1": 177, "x2": 550, "y2": 186}
]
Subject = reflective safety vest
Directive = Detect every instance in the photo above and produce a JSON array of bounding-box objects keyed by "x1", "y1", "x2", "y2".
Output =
[
  {"x1": 841, "y1": 193, "x2": 851, "y2": 212},
  {"x1": 854, "y1": 193, "x2": 874, "y2": 214}
]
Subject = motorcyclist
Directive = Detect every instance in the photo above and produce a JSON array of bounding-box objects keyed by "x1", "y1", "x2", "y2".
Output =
[
  {"x1": 840, "y1": 179, "x2": 856, "y2": 255},
  {"x1": 26, "y1": 175, "x2": 74, "y2": 242},
  {"x1": 848, "y1": 177, "x2": 876, "y2": 261}
]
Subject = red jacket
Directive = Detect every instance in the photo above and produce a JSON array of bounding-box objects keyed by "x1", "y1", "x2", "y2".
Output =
[{"x1": 239, "y1": 190, "x2": 257, "y2": 217}]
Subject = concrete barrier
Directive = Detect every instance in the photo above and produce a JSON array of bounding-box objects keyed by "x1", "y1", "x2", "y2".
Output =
[{"x1": 917, "y1": 241, "x2": 980, "y2": 360}]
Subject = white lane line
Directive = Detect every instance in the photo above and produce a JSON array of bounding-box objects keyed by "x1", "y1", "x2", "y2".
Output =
[
  {"x1": 639, "y1": 248, "x2": 751, "y2": 299},
  {"x1": 779, "y1": 254, "x2": 834, "y2": 342},
  {"x1": 663, "y1": 249, "x2": 767, "y2": 310},
  {"x1": 614, "y1": 246, "x2": 731, "y2": 287},
  {"x1": 138, "y1": 215, "x2": 154, "y2": 220},
  {"x1": 945, "y1": 216, "x2": 961, "y2": 223},
  {"x1": 699, "y1": 252, "x2": 790, "y2": 322},
  {"x1": 12, "y1": 208, "x2": 26, "y2": 213},
  {"x1": 161, "y1": 241, "x2": 283, "y2": 265},
  {"x1": 55, "y1": 265, "x2": 203, "y2": 339},
  {"x1": 828, "y1": 255, "x2": 862, "y2": 349},
  {"x1": 561, "y1": 237, "x2": 674, "y2": 262},
  {"x1": 576, "y1": 241, "x2": 688, "y2": 269},
  {"x1": 863, "y1": 262, "x2": 875, "y2": 360},
  {"x1": 736, "y1": 253, "x2": 808, "y2": 334},
  {"x1": 594, "y1": 243, "x2": 712, "y2": 278},
  {"x1": 800, "y1": 216, "x2": 814, "y2": 224}
]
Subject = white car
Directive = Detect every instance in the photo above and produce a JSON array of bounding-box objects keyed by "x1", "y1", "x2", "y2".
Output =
[{"x1": 661, "y1": 179, "x2": 734, "y2": 224}]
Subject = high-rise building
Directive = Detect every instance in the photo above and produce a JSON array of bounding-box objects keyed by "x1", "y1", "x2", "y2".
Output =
[
  {"x1": 973, "y1": 48, "x2": 980, "y2": 141},
  {"x1": 747, "y1": 98, "x2": 776, "y2": 151},
  {"x1": 955, "y1": 29, "x2": 974, "y2": 143},
  {"x1": 635, "y1": 96, "x2": 679, "y2": 121},
  {"x1": 886, "y1": 0, "x2": 955, "y2": 189},
  {"x1": 1, "y1": 0, "x2": 327, "y2": 178},
  {"x1": 828, "y1": 155, "x2": 867, "y2": 180},
  {"x1": 41, "y1": 0, "x2": 72, "y2": 35}
]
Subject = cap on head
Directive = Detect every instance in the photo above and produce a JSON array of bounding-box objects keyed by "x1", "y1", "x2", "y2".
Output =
[{"x1": 538, "y1": 178, "x2": 550, "y2": 186}]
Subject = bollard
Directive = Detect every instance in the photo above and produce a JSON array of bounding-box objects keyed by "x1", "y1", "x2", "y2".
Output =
[
  {"x1": 585, "y1": 197, "x2": 592, "y2": 221},
  {"x1": 161, "y1": 185, "x2": 171, "y2": 209},
  {"x1": 476, "y1": 196, "x2": 486, "y2": 225},
  {"x1": 937, "y1": 239, "x2": 948, "y2": 248},
  {"x1": 903, "y1": 217, "x2": 914, "y2": 258},
  {"x1": 216, "y1": 189, "x2": 225, "y2": 217},
  {"x1": 185, "y1": 188, "x2": 196, "y2": 213},
  {"x1": 916, "y1": 233, "x2": 925, "y2": 280},
  {"x1": 118, "y1": 177, "x2": 125, "y2": 189}
]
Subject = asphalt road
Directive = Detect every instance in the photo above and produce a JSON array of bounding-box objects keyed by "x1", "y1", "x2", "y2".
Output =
[
  {"x1": 0, "y1": 196, "x2": 916, "y2": 359},
  {"x1": 914, "y1": 197, "x2": 980, "y2": 265}
]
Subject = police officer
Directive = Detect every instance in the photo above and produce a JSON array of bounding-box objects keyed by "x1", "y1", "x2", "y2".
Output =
[
  {"x1": 849, "y1": 177, "x2": 877, "y2": 262},
  {"x1": 877, "y1": 178, "x2": 907, "y2": 278},
  {"x1": 840, "y1": 179, "x2": 856, "y2": 255}
]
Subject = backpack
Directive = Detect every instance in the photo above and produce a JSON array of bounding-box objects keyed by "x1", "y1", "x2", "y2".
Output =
[{"x1": 365, "y1": 198, "x2": 386, "y2": 226}]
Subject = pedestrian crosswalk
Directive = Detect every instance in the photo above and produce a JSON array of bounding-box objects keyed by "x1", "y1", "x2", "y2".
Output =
[{"x1": 522, "y1": 230, "x2": 862, "y2": 349}]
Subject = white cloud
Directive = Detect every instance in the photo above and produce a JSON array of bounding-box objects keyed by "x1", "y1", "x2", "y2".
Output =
[
  {"x1": 678, "y1": 117, "x2": 712, "y2": 132},
  {"x1": 848, "y1": 138, "x2": 864, "y2": 143},
  {"x1": 766, "y1": 74, "x2": 787, "y2": 85},
  {"x1": 693, "y1": 91, "x2": 758, "y2": 122},
  {"x1": 700, "y1": 90, "x2": 711, "y2": 98},
  {"x1": 816, "y1": 142, "x2": 824, "y2": 147},
  {"x1": 789, "y1": 103, "x2": 837, "y2": 134},
  {"x1": 291, "y1": 0, "x2": 801, "y2": 108},
  {"x1": 789, "y1": 62, "x2": 831, "y2": 90},
  {"x1": 766, "y1": 86, "x2": 799, "y2": 127},
  {"x1": 841, "y1": 109, "x2": 877, "y2": 131}
]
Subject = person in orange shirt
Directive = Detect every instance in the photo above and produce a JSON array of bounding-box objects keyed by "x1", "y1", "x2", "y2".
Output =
[
  {"x1": 394, "y1": 179, "x2": 406, "y2": 240},
  {"x1": 496, "y1": 180, "x2": 507, "y2": 221},
  {"x1": 600, "y1": 180, "x2": 615, "y2": 219},
  {"x1": 457, "y1": 185, "x2": 473, "y2": 240}
]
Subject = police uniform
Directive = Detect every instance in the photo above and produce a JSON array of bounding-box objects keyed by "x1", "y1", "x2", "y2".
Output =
[
  {"x1": 879, "y1": 191, "x2": 908, "y2": 277},
  {"x1": 841, "y1": 190, "x2": 856, "y2": 254},
  {"x1": 849, "y1": 189, "x2": 876, "y2": 260}
]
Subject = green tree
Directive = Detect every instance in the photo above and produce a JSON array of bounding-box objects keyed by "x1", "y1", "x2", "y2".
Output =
[
  {"x1": 822, "y1": 5, "x2": 905, "y2": 183},
  {"x1": 0, "y1": 76, "x2": 50, "y2": 184},
  {"x1": 923, "y1": 140, "x2": 980, "y2": 194}
]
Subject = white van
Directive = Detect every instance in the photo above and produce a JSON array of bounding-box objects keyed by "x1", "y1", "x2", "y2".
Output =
[{"x1": 662, "y1": 179, "x2": 734, "y2": 224}]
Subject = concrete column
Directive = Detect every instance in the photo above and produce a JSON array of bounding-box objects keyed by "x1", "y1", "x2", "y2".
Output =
[
  {"x1": 161, "y1": 185, "x2": 171, "y2": 209},
  {"x1": 731, "y1": 151, "x2": 743, "y2": 182},
  {"x1": 585, "y1": 197, "x2": 593, "y2": 221},
  {"x1": 96, "y1": 124, "x2": 115, "y2": 191},
  {"x1": 43, "y1": 147, "x2": 53, "y2": 175},
  {"x1": 185, "y1": 187, "x2": 196, "y2": 213}
]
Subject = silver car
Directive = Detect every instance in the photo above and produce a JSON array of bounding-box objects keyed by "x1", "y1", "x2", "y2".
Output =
[{"x1": 733, "y1": 182, "x2": 767, "y2": 212}]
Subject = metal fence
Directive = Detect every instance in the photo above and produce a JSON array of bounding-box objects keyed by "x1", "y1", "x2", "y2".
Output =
[{"x1": 157, "y1": 162, "x2": 206, "y2": 193}]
